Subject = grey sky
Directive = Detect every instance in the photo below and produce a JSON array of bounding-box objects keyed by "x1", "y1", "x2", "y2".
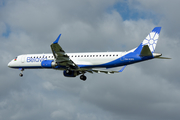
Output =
[{"x1": 0, "y1": 0, "x2": 179, "y2": 120}]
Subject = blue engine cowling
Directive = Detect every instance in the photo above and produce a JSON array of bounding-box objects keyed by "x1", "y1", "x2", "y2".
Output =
[
  {"x1": 63, "y1": 70, "x2": 80, "y2": 77},
  {"x1": 41, "y1": 60, "x2": 56, "y2": 68}
]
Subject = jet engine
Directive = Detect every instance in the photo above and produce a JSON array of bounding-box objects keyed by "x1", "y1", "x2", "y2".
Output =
[
  {"x1": 63, "y1": 70, "x2": 80, "y2": 77},
  {"x1": 41, "y1": 60, "x2": 56, "y2": 68}
]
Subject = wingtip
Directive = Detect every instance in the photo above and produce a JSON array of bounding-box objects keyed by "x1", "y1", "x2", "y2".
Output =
[
  {"x1": 118, "y1": 65, "x2": 126, "y2": 72},
  {"x1": 53, "y1": 34, "x2": 61, "y2": 44}
]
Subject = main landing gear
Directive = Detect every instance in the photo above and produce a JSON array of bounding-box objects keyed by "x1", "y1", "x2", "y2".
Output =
[
  {"x1": 80, "y1": 74, "x2": 87, "y2": 81},
  {"x1": 19, "y1": 68, "x2": 24, "y2": 77}
]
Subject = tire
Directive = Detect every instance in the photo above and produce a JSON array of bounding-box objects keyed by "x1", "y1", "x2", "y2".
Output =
[
  {"x1": 80, "y1": 75, "x2": 87, "y2": 81},
  {"x1": 19, "y1": 73, "x2": 23, "y2": 77}
]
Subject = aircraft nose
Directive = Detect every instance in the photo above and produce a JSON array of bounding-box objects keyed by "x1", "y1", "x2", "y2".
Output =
[{"x1": 8, "y1": 61, "x2": 12, "y2": 67}]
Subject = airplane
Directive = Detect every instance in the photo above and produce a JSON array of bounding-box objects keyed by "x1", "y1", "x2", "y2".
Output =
[{"x1": 8, "y1": 27, "x2": 170, "y2": 81}]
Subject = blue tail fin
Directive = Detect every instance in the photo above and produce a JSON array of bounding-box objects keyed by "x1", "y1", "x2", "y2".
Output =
[{"x1": 134, "y1": 27, "x2": 161, "y2": 54}]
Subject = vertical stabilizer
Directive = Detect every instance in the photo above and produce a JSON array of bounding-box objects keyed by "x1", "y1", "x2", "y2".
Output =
[
  {"x1": 134, "y1": 27, "x2": 161, "y2": 54},
  {"x1": 142, "y1": 27, "x2": 161, "y2": 53}
]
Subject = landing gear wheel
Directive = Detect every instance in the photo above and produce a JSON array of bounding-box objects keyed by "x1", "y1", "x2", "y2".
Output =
[
  {"x1": 19, "y1": 73, "x2": 23, "y2": 77},
  {"x1": 19, "y1": 68, "x2": 24, "y2": 77},
  {"x1": 80, "y1": 75, "x2": 87, "y2": 81}
]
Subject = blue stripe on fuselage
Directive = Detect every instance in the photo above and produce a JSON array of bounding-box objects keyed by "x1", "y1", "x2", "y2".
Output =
[{"x1": 78, "y1": 52, "x2": 154, "y2": 68}]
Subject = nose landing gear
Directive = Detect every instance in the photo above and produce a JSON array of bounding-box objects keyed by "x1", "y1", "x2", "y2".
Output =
[{"x1": 19, "y1": 68, "x2": 24, "y2": 77}]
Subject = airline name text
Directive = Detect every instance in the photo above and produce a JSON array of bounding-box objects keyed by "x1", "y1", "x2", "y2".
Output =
[{"x1": 27, "y1": 57, "x2": 47, "y2": 63}]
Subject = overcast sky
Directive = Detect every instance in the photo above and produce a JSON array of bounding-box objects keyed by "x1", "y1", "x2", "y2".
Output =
[{"x1": 0, "y1": 0, "x2": 180, "y2": 120}]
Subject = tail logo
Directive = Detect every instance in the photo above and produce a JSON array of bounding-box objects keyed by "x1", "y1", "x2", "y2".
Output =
[{"x1": 142, "y1": 31, "x2": 159, "y2": 53}]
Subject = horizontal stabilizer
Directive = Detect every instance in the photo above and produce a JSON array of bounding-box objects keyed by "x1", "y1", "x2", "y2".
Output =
[
  {"x1": 155, "y1": 56, "x2": 171, "y2": 59},
  {"x1": 140, "y1": 45, "x2": 152, "y2": 57}
]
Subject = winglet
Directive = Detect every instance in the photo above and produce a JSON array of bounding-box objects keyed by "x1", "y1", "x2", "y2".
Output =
[
  {"x1": 119, "y1": 65, "x2": 126, "y2": 72},
  {"x1": 53, "y1": 34, "x2": 61, "y2": 44}
]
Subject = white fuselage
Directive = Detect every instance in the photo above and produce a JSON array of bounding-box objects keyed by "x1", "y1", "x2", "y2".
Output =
[{"x1": 8, "y1": 51, "x2": 128, "y2": 69}]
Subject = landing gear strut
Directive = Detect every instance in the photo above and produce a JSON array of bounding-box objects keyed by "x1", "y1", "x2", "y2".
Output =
[
  {"x1": 80, "y1": 75, "x2": 87, "y2": 81},
  {"x1": 19, "y1": 68, "x2": 24, "y2": 77}
]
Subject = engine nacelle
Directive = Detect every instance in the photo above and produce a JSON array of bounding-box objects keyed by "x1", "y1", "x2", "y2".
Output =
[
  {"x1": 41, "y1": 60, "x2": 56, "y2": 68},
  {"x1": 63, "y1": 70, "x2": 79, "y2": 77}
]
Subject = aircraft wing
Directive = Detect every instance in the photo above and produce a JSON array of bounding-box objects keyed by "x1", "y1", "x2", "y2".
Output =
[
  {"x1": 84, "y1": 65, "x2": 127, "y2": 74},
  {"x1": 91, "y1": 69, "x2": 120, "y2": 74},
  {"x1": 51, "y1": 34, "x2": 126, "y2": 74},
  {"x1": 50, "y1": 34, "x2": 78, "y2": 69}
]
